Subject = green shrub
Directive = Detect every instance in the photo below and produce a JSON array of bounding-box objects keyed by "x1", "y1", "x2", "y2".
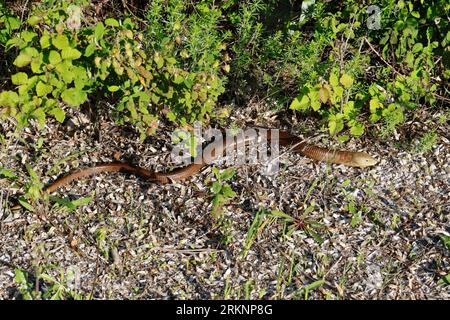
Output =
[
  {"x1": 228, "y1": 0, "x2": 449, "y2": 138},
  {"x1": 144, "y1": 0, "x2": 229, "y2": 125},
  {"x1": 0, "y1": 0, "x2": 230, "y2": 138}
]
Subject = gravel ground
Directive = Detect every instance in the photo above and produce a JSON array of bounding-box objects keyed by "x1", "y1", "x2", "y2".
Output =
[{"x1": 0, "y1": 106, "x2": 449, "y2": 299}]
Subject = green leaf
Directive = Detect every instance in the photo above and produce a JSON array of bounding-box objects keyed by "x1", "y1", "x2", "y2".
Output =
[
  {"x1": 350, "y1": 122, "x2": 365, "y2": 136},
  {"x1": 412, "y1": 43, "x2": 423, "y2": 53},
  {"x1": 18, "y1": 197, "x2": 35, "y2": 211},
  {"x1": 48, "y1": 107, "x2": 65, "y2": 123},
  {"x1": 61, "y1": 88, "x2": 87, "y2": 107},
  {"x1": 339, "y1": 73, "x2": 354, "y2": 89},
  {"x1": 219, "y1": 169, "x2": 234, "y2": 181},
  {"x1": 337, "y1": 135, "x2": 349, "y2": 143},
  {"x1": 290, "y1": 95, "x2": 310, "y2": 111},
  {"x1": 308, "y1": 89, "x2": 321, "y2": 111},
  {"x1": 84, "y1": 43, "x2": 96, "y2": 57},
  {"x1": 36, "y1": 81, "x2": 53, "y2": 97},
  {"x1": 11, "y1": 72, "x2": 29, "y2": 85},
  {"x1": 440, "y1": 235, "x2": 450, "y2": 250},
  {"x1": 105, "y1": 18, "x2": 119, "y2": 27},
  {"x1": 270, "y1": 210, "x2": 295, "y2": 221},
  {"x1": 31, "y1": 108, "x2": 46, "y2": 128},
  {"x1": 166, "y1": 111, "x2": 176, "y2": 121},
  {"x1": 40, "y1": 35, "x2": 51, "y2": 49},
  {"x1": 0, "y1": 167, "x2": 17, "y2": 179},
  {"x1": 48, "y1": 50, "x2": 61, "y2": 65},
  {"x1": 95, "y1": 22, "x2": 106, "y2": 40},
  {"x1": 328, "y1": 115, "x2": 344, "y2": 136},
  {"x1": 369, "y1": 98, "x2": 381, "y2": 113},
  {"x1": 153, "y1": 52, "x2": 164, "y2": 69},
  {"x1": 0, "y1": 91, "x2": 19, "y2": 107},
  {"x1": 5, "y1": 16, "x2": 20, "y2": 31},
  {"x1": 329, "y1": 72, "x2": 339, "y2": 87},
  {"x1": 107, "y1": 85, "x2": 120, "y2": 92},
  {"x1": 438, "y1": 274, "x2": 450, "y2": 286},
  {"x1": 71, "y1": 194, "x2": 94, "y2": 207},
  {"x1": 52, "y1": 34, "x2": 70, "y2": 50},
  {"x1": 31, "y1": 54, "x2": 43, "y2": 74},
  {"x1": 211, "y1": 182, "x2": 222, "y2": 194},
  {"x1": 61, "y1": 48, "x2": 81, "y2": 60},
  {"x1": 27, "y1": 16, "x2": 41, "y2": 26},
  {"x1": 55, "y1": 60, "x2": 75, "y2": 83},
  {"x1": 13, "y1": 47, "x2": 38, "y2": 67},
  {"x1": 21, "y1": 30, "x2": 37, "y2": 43},
  {"x1": 221, "y1": 185, "x2": 236, "y2": 198}
]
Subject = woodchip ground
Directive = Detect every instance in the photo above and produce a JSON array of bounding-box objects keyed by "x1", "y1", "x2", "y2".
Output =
[{"x1": 0, "y1": 105, "x2": 449, "y2": 299}]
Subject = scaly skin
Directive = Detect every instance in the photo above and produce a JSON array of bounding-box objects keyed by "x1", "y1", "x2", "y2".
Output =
[{"x1": 10, "y1": 129, "x2": 377, "y2": 210}]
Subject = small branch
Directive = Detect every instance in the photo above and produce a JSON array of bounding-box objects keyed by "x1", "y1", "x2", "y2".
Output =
[
  {"x1": 432, "y1": 92, "x2": 450, "y2": 103},
  {"x1": 364, "y1": 37, "x2": 402, "y2": 76}
]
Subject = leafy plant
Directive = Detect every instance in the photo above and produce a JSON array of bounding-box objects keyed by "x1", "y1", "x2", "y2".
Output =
[
  {"x1": 14, "y1": 267, "x2": 89, "y2": 300},
  {"x1": 210, "y1": 167, "x2": 236, "y2": 219},
  {"x1": 1, "y1": 0, "x2": 230, "y2": 139}
]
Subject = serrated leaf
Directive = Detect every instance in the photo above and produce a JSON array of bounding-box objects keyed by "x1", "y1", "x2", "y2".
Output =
[
  {"x1": 31, "y1": 107, "x2": 46, "y2": 128},
  {"x1": 308, "y1": 89, "x2": 321, "y2": 111},
  {"x1": 220, "y1": 168, "x2": 235, "y2": 181},
  {"x1": 84, "y1": 43, "x2": 96, "y2": 57},
  {"x1": 211, "y1": 182, "x2": 222, "y2": 194},
  {"x1": 337, "y1": 135, "x2": 350, "y2": 143},
  {"x1": 52, "y1": 34, "x2": 70, "y2": 50},
  {"x1": 5, "y1": 16, "x2": 20, "y2": 30},
  {"x1": 290, "y1": 95, "x2": 310, "y2": 111},
  {"x1": 13, "y1": 49, "x2": 35, "y2": 67},
  {"x1": 166, "y1": 111, "x2": 176, "y2": 121},
  {"x1": 48, "y1": 50, "x2": 61, "y2": 65},
  {"x1": 61, "y1": 47, "x2": 81, "y2": 60},
  {"x1": 31, "y1": 55, "x2": 43, "y2": 73},
  {"x1": 11, "y1": 72, "x2": 28, "y2": 85},
  {"x1": 27, "y1": 16, "x2": 41, "y2": 26},
  {"x1": 40, "y1": 35, "x2": 50, "y2": 48},
  {"x1": 153, "y1": 52, "x2": 164, "y2": 69},
  {"x1": 0, "y1": 91, "x2": 19, "y2": 107},
  {"x1": 48, "y1": 107, "x2": 65, "y2": 123},
  {"x1": 369, "y1": 98, "x2": 382, "y2": 113},
  {"x1": 329, "y1": 72, "x2": 339, "y2": 87},
  {"x1": 319, "y1": 86, "x2": 330, "y2": 104},
  {"x1": 221, "y1": 185, "x2": 236, "y2": 198},
  {"x1": 95, "y1": 22, "x2": 106, "y2": 40},
  {"x1": 339, "y1": 73, "x2": 354, "y2": 89},
  {"x1": 349, "y1": 122, "x2": 365, "y2": 136},
  {"x1": 61, "y1": 88, "x2": 87, "y2": 107},
  {"x1": 105, "y1": 18, "x2": 119, "y2": 27},
  {"x1": 21, "y1": 30, "x2": 37, "y2": 43},
  {"x1": 55, "y1": 60, "x2": 75, "y2": 83},
  {"x1": 35, "y1": 81, "x2": 52, "y2": 97}
]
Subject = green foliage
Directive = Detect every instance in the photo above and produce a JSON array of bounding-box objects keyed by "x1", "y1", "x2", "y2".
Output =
[
  {"x1": 0, "y1": 2, "x2": 20, "y2": 45},
  {"x1": 144, "y1": 0, "x2": 229, "y2": 126},
  {"x1": 230, "y1": 0, "x2": 448, "y2": 138},
  {"x1": 14, "y1": 267, "x2": 90, "y2": 300},
  {"x1": 210, "y1": 167, "x2": 236, "y2": 219},
  {"x1": 415, "y1": 130, "x2": 438, "y2": 153},
  {"x1": 0, "y1": 0, "x2": 230, "y2": 138},
  {"x1": 2, "y1": 0, "x2": 447, "y2": 139}
]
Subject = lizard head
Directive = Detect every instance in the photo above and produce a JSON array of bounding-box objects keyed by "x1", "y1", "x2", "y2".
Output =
[{"x1": 350, "y1": 152, "x2": 378, "y2": 168}]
